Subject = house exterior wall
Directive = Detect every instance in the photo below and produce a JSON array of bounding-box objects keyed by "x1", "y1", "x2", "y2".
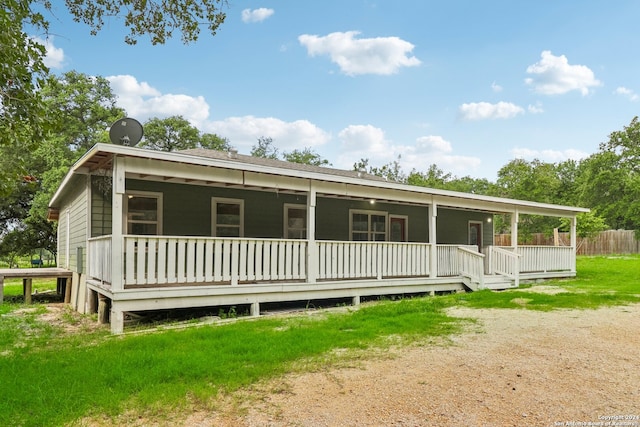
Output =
[
  {"x1": 55, "y1": 175, "x2": 90, "y2": 312},
  {"x1": 315, "y1": 198, "x2": 429, "y2": 241},
  {"x1": 127, "y1": 179, "x2": 304, "y2": 237},
  {"x1": 436, "y1": 208, "x2": 494, "y2": 247},
  {"x1": 56, "y1": 175, "x2": 89, "y2": 271},
  {"x1": 98, "y1": 179, "x2": 491, "y2": 245}
]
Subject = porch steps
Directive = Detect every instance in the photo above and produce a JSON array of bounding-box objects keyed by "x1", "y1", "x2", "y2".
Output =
[{"x1": 481, "y1": 274, "x2": 516, "y2": 290}]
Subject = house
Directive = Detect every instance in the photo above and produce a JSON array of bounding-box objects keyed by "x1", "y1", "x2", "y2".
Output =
[{"x1": 47, "y1": 143, "x2": 589, "y2": 333}]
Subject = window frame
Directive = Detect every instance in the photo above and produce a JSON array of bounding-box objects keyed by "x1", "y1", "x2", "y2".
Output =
[
  {"x1": 124, "y1": 190, "x2": 163, "y2": 235},
  {"x1": 349, "y1": 209, "x2": 389, "y2": 241},
  {"x1": 211, "y1": 197, "x2": 244, "y2": 237},
  {"x1": 284, "y1": 203, "x2": 307, "y2": 239}
]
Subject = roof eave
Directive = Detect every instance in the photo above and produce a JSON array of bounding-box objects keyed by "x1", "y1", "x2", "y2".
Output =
[{"x1": 48, "y1": 143, "x2": 590, "y2": 218}]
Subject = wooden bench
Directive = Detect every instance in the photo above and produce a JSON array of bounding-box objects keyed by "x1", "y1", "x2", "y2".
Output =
[{"x1": 0, "y1": 268, "x2": 73, "y2": 304}]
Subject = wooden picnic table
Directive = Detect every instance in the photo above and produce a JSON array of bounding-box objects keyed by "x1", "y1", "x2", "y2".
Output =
[{"x1": 0, "y1": 268, "x2": 73, "y2": 304}]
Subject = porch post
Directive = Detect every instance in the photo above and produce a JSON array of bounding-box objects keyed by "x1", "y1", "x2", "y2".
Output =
[
  {"x1": 111, "y1": 156, "x2": 125, "y2": 292},
  {"x1": 570, "y1": 215, "x2": 577, "y2": 272},
  {"x1": 306, "y1": 182, "x2": 317, "y2": 284},
  {"x1": 510, "y1": 209, "x2": 519, "y2": 249},
  {"x1": 429, "y1": 201, "x2": 438, "y2": 277}
]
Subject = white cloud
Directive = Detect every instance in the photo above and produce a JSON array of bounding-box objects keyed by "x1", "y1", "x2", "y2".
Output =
[
  {"x1": 298, "y1": 31, "x2": 421, "y2": 76},
  {"x1": 401, "y1": 136, "x2": 481, "y2": 173},
  {"x1": 525, "y1": 50, "x2": 601, "y2": 96},
  {"x1": 207, "y1": 116, "x2": 331, "y2": 151},
  {"x1": 32, "y1": 36, "x2": 65, "y2": 69},
  {"x1": 241, "y1": 8, "x2": 274, "y2": 23},
  {"x1": 415, "y1": 135, "x2": 452, "y2": 153},
  {"x1": 459, "y1": 101, "x2": 524, "y2": 121},
  {"x1": 107, "y1": 75, "x2": 209, "y2": 126},
  {"x1": 614, "y1": 86, "x2": 639, "y2": 101},
  {"x1": 491, "y1": 81, "x2": 503, "y2": 92},
  {"x1": 527, "y1": 102, "x2": 544, "y2": 114},
  {"x1": 335, "y1": 126, "x2": 480, "y2": 175},
  {"x1": 338, "y1": 124, "x2": 389, "y2": 155},
  {"x1": 511, "y1": 147, "x2": 590, "y2": 162}
]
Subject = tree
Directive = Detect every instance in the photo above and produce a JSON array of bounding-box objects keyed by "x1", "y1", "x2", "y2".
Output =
[
  {"x1": 445, "y1": 176, "x2": 495, "y2": 195},
  {"x1": 353, "y1": 157, "x2": 405, "y2": 182},
  {"x1": 576, "y1": 149, "x2": 640, "y2": 233},
  {"x1": 141, "y1": 116, "x2": 201, "y2": 151},
  {"x1": 65, "y1": 0, "x2": 228, "y2": 45},
  {"x1": 41, "y1": 71, "x2": 124, "y2": 152},
  {"x1": 0, "y1": 1, "x2": 49, "y2": 196},
  {"x1": 0, "y1": 71, "x2": 124, "y2": 260},
  {"x1": 406, "y1": 164, "x2": 452, "y2": 189},
  {"x1": 283, "y1": 148, "x2": 331, "y2": 166},
  {"x1": 139, "y1": 116, "x2": 229, "y2": 152},
  {"x1": 1, "y1": 0, "x2": 229, "y2": 195},
  {"x1": 601, "y1": 116, "x2": 640, "y2": 172},
  {"x1": 200, "y1": 132, "x2": 231, "y2": 151},
  {"x1": 251, "y1": 137, "x2": 279, "y2": 159},
  {"x1": 0, "y1": 177, "x2": 38, "y2": 237},
  {"x1": 560, "y1": 212, "x2": 608, "y2": 240}
]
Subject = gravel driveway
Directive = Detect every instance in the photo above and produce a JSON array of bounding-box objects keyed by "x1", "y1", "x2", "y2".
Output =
[
  {"x1": 91, "y1": 302, "x2": 640, "y2": 427},
  {"x1": 221, "y1": 303, "x2": 640, "y2": 427}
]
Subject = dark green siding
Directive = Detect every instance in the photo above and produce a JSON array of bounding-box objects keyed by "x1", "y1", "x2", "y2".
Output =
[
  {"x1": 437, "y1": 208, "x2": 494, "y2": 247},
  {"x1": 86, "y1": 179, "x2": 494, "y2": 246},
  {"x1": 127, "y1": 180, "x2": 305, "y2": 237},
  {"x1": 315, "y1": 198, "x2": 428, "y2": 242}
]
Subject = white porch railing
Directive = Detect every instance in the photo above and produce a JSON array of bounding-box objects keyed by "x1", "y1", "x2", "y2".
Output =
[
  {"x1": 437, "y1": 244, "x2": 478, "y2": 276},
  {"x1": 457, "y1": 246, "x2": 485, "y2": 290},
  {"x1": 87, "y1": 235, "x2": 112, "y2": 285},
  {"x1": 316, "y1": 241, "x2": 431, "y2": 280},
  {"x1": 123, "y1": 236, "x2": 308, "y2": 286},
  {"x1": 497, "y1": 246, "x2": 574, "y2": 273},
  {"x1": 487, "y1": 246, "x2": 520, "y2": 287},
  {"x1": 86, "y1": 236, "x2": 576, "y2": 289}
]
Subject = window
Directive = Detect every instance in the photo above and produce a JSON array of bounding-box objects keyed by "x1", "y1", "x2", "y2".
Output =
[
  {"x1": 350, "y1": 210, "x2": 387, "y2": 241},
  {"x1": 126, "y1": 191, "x2": 162, "y2": 235},
  {"x1": 284, "y1": 204, "x2": 307, "y2": 239},
  {"x1": 212, "y1": 198, "x2": 244, "y2": 237}
]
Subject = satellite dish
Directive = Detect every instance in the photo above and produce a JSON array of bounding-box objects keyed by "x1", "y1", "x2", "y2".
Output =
[{"x1": 109, "y1": 118, "x2": 143, "y2": 147}]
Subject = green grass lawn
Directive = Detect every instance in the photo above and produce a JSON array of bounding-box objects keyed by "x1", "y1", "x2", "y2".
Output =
[{"x1": 0, "y1": 255, "x2": 638, "y2": 426}]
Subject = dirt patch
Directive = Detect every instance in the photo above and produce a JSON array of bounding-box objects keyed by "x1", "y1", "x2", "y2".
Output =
[
  {"x1": 518, "y1": 285, "x2": 573, "y2": 295},
  {"x1": 37, "y1": 303, "x2": 106, "y2": 334}
]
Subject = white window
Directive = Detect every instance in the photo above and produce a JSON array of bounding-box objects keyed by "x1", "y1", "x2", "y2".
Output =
[
  {"x1": 349, "y1": 210, "x2": 387, "y2": 241},
  {"x1": 212, "y1": 198, "x2": 244, "y2": 237},
  {"x1": 284, "y1": 204, "x2": 307, "y2": 239},
  {"x1": 125, "y1": 191, "x2": 162, "y2": 235}
]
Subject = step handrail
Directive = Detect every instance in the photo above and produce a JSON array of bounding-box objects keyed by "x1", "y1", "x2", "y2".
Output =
[
  {"x1": 457, "y1": 246, "x2": 485, "y2": 290},
  {"x1": 489, "y1": 246, "x2": 520, "y2": 287}
]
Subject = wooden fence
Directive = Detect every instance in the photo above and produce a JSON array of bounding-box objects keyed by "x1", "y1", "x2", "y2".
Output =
[{"x1": 494, "y1": 230, "x2": 640, "y2": 255}]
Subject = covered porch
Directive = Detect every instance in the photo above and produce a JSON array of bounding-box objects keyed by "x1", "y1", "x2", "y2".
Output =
[
  {"x1": 87, "y1": 234, "x2": 576, "y2": 333},
  {"x1": 48, "y1": 144, "x2": 588, "y2": 333}
]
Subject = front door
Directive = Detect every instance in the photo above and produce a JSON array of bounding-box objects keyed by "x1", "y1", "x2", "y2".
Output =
[
  {"x1": 390, "y1": 216, "x2": 407, "y2": 242},
  {"x1": 469, "y1": 221, "x2": 483, "y2": 251}
]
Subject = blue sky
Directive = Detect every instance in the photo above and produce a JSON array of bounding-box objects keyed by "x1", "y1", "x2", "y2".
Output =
[{"x1": 36, "y1": 0, "x2": 640, "y2": 180}]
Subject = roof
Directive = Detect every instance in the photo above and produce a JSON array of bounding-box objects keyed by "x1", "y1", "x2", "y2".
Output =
[
  {"x1": 48, "y1": 143, "x2": 590, "y2": 218},
  {"x1": 179, "y1": 148, "x2": 389, "y2": 183}
]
